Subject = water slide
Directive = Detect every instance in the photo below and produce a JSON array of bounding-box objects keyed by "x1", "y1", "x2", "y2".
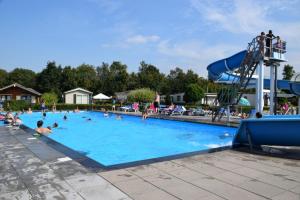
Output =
[
  {"x1": 233, "y1": 117, "x2": 300, "y2": 147},
  {"x1": 206, "y1": 50, "x2": 293, "y2": 90},
  {"x1": 208, "y1": 50, "x2": 300, "y2": 147}
]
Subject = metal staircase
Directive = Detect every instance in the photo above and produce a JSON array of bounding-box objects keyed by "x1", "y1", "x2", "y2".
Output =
[{"x1": 212, "y1": 37, "x2": 264, "y2": 122}]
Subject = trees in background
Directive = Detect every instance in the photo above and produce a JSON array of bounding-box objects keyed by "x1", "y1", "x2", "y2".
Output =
[
  {"x1": 138, "y1": 61, "x2": 164, "y2": 92},
  {"x1": 127, "y1": 88, "x2": 155, "y2": 103},
  {"x1": 8, "y1": 68, "x2": 36, "y2": 89},
  {"x1": 0, "y1": 60, "x2": 225, "y2": 103},
  {"x1": 184, "y1": 84, "x2": 204, "y2": 103},
  {"x1": 41, "y1": 92, "x2": 58, "y2": 104},
  {"x1": 0, "y1": 69, "x2": 8, "y2": 88},
  {"x1": 36, "y1": 62, "x2": 62, "y2": 98},
  {"x1": 282, "y1": 64, "x2": 295, "y2": 80}
]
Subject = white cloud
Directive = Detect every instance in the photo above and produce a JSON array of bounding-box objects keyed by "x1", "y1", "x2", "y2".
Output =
[
  {"x1": 126, "y1": 35, "x2": 160, "y2": 45},
  {"x1": 157, "y1": 40, "x2": 240, "y2": 75},
  {"x1": 190, "y1": 0, "x2": 300, "y2": 73},
  {"x1": 190, "y1": 0, "x2": 300, "y2": 34}
]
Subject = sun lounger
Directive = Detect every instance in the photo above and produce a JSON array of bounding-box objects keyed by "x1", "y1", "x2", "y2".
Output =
[
  {"x1": 170, "y1": 106, "x2": 186, "y2": 116},
  {"x1": 119, "y1": 105, "x2": 133, "y2": 112}
]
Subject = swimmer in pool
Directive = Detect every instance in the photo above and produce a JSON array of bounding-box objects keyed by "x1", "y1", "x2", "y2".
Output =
[
  {"x1": 104, "y1": 110, "x2": 109, "y2": 117},
  {"x1": 35, "y1": 120, "x2": 51, "y2": 135},
  {"x1": 116, "y1": 114, "x2": 122, "y2": 120}
]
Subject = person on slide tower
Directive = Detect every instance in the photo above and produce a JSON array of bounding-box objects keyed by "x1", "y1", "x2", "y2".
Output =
[{"x1": 266, "y1": 30, "x2": 275, "y2": 57}]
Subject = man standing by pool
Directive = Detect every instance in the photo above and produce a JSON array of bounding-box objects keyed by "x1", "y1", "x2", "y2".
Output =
[
  {"x1": 154, "y1": 92, "x2": 160, "y2": 113},
  {"x1": 112, "y1": 98, "x2": 116, "y2": 111}
]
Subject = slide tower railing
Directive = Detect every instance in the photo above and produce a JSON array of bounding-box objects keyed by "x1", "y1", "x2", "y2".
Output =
[{"x1": 212, "y1": 37, "x2": 264, "y2": 122}]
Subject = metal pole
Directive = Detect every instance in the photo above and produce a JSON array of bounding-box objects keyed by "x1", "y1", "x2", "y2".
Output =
[
  {"x1": 269, "y1": 65, "x2": 275, "y2": 114},
  {"x1": 274, "y1": 64, "x2": 278, "y2": 115},
  {"x1": 255, "y1": 59, "x2": 264, "y2": 113},
  {"x1": 227, "y1": 105, "x2": 230, "y2": 124}
]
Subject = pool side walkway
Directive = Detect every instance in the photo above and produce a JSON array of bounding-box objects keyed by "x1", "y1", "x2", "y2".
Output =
[
  {"x1": 1, "y1": 126, "x2": 300, "y2": 200},
  {"x1": 109, "y1": 110, "x2": 240, "y2": 127},
  {"x1": 0, "y1": 126, "x2": 131, "y2": 200}
]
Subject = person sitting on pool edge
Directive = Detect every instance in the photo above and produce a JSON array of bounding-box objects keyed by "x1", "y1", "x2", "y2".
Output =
[{"x1": 35, "y1": 120, "x2": 51, "y2": 135}]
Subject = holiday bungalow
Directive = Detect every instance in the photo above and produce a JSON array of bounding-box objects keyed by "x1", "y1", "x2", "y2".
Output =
[
  {"x1": 0, "y1": 83, "x2": 41, "y2": 104},
  {"x1": 64, "y1": 88, "x2": 93, "y2": 104}
]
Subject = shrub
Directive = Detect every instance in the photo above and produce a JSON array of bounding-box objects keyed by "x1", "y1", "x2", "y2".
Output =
[
  {"x1": 41, "y1": 92, "x2": 58, "y2": 105},
  {"x1": 3, "y1": 100, "x2": 31, "y2": 111},
  {"x1": 127, "y1": 88, "x2": 155, "y2": 103},
  {"x1": 184, "y1": 84, "x2": 204, "y2": 103}
]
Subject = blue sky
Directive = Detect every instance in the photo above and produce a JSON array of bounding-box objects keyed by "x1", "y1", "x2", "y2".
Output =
[{"x1": 0, "y1": 0, "x2": 300, "y2": 78}]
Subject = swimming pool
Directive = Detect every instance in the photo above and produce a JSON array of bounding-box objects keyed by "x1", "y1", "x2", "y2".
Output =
[{"x1": 20, "y1": 112, "x2": 237, "y2": 167}]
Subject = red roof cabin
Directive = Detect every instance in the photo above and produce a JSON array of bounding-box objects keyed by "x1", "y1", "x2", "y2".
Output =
[{"x1": 0, "y1": 83, "x2": 41, "y2": 104}]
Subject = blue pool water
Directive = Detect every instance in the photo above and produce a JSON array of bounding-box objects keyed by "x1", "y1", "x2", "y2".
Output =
[{"x1": 20, "y1": 112, "x2": 237, "y2": 166}]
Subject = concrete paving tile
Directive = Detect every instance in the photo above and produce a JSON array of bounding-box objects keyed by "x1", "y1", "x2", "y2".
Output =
[
  {"x1": 27, "y1": 144, "x2": 65, "y2": 162},
  {"x1": 51, "y1": 180, "x2": 86, "y2": 200},
  {"x1": 203, "y1": 159, "x2": 243, "y2": 171},
  {"x1": 239, "y1": 179, "x2": 285, "y2": 198},
  {"x1": 0, "y1": 178, "x2": 26, "y2": 194},
  {"x1": 185, "y1": 162, "x2": 226, "y2": 176},
  {"x1": 219, "y1": 154, "x2": 283, "y2": 174},
  {"x1": 0, "y1": 159, "x2": 13, "y2": 171},
  {"x1": 15, "y1": 163, "x2": 53, "y2": 177},
  {"x1": 129, "y1": 188, "x2": 179, "y2": 200},
  {"x1": 271, "y1": 191, "x2": 300, "y2": 200},
  {"x1": 0, "y1": 189, "x2": 32, "y2": 200},
  {"x1": 143, "y1": 172, "x2": 219, "y2": 200},
  {"x1": 190, "y1": 154, "x2": 217, "y2": 162},
  {"x1": 49, "y1": 160, "x2": 90, "y2": 178},
  {"x1": 10, "y1": 157, "x2": 44, "y2": 169},
  {"x1": 166, "y1": 168, "x2": 209, "y2": 182},
  {"x1": 153, "y1": 179, "x2": 219, "y2": 200},
  {"x1": 214, "y1": 171, "x2": 251, "y2": 186},
  {"x1": 0, "y1": 169, "x2": 19, "y2": 182},
  {"x1": 28, "y1": 183, "x2": 64, "y2": 200},
  {"x1": 150, "y1": 161, "x2": 185, "y2": 172},
  {"x1": 257, "y1": 173, "x2": 299, "y2": 190},
  {"x1": 290, "y1": 185, "x2": 300, "y2": 194},
  {"x1": 114, "y1": 178, "x2": 158, "y2": 195},
  {"x1": 172, "y1": 157, "x2": 200, "y2": 165},
  {"x1": 99, "y1": 169, "x2": 139, "y2": 183},
  {"x1": 272, "y1": 169, "x2": 300, "y2": 182},
  {"x1": 78, "y1": 184, "x2": 131, "y2": 200},
  {"x1": 20, "y1": 170, "x2": 59, "y2": 186},
  {"x1": 232, "y1": 167, "x2": 267, "y2": 179},
  {"x1": 225, "y1": 151, "x2": 300, "y2": 173},
  {"x1": 0, "y1": 143, "x2": 25, "y2": 152},
  {"x1": 127, "y1": 165, "x2": 161, "y2": 177},
  {"x1": 65, "y1": 174, "x2": 108, "y2": 190},
  {"x1": 191, "y1": 176, "x2": 267, "y2": 200}
]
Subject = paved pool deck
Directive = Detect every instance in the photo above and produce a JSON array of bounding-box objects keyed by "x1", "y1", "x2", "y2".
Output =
[
  {"x1": 109, "y1": 110, "x2": 240, "y2": 127},
  {"x1": 1, "y1": 126, "x2": 300, "y2": 200}
]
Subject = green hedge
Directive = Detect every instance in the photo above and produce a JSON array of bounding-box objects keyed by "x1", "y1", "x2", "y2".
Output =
[
  {"x1": 1, "y1": 101, "x2": 121, "y2": 111},
  {"x1": 3, "y1": 100, "x2": 31, "y2": 111}
]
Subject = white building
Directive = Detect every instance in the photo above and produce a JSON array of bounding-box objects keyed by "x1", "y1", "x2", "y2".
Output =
[
  {"x1": 64, "y1": 88, "x2": 92, "y2": 104},
  {"x1": 160, "y1": 92, "x2": 217, "y2": 105}
]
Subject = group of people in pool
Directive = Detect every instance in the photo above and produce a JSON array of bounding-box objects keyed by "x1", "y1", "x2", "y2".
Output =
[
  {"x1": 34, "y1": 108, "x2": 123, "y2": 135},
  {"x1": 0, "y1": 111, "x2": 23, "y2": 126}
]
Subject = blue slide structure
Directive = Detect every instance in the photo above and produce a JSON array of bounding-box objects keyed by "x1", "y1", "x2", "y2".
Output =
[
  {"x1": 207, "y1": 50, "x2": 300, "y2": 148},
  {"x1": 207, "y1": 50, "x2": 292, "y2": 90},
  {"x1": 233, "y1": 117, "x2": 300, "y2": 147}
]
